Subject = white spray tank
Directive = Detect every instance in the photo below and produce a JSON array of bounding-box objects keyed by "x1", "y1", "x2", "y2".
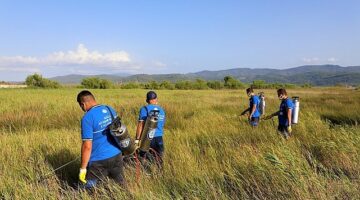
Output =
[
  {"x1": 258, "y1": 92, "x2": 265, "y2": 116},
  {"x1": 292, "y1": 96, "x2": 300, "y2": 124}
]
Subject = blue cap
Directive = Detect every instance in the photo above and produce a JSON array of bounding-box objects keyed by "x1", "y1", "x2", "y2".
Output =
[{"x1": 146, "y1": 91, "x2": 157, "y2": 102}]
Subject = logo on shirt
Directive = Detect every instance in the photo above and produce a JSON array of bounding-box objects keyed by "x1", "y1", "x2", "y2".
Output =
[{"x1": 102, "y1": 109, "x2": 108, "y2": 114}]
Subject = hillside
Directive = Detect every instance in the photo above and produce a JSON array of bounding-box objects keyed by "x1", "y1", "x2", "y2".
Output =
[{"x1": 50, "y1": 65, "x2": 360, "y2": 86}]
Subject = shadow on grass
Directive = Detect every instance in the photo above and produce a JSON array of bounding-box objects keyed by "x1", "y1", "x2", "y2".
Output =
[
  {"x1": 321, "y1": 114, "x2": 359, "y2": 127},
  {"x1": 301, "y1": 145, "x2": 359, "y2": 180},
  {"x1": 44, "y1": 148, "x2": 80, "y2": 188}
]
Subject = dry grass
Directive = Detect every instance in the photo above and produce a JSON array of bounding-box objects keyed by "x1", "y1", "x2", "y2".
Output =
[{"x1": 0, "y1": 88, "x2": 359, "y2": 199}]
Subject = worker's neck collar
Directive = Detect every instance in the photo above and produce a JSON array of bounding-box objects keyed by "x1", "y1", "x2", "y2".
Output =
[{"x1": 86, "y1": 104, "x2": 99, "y2": 112}]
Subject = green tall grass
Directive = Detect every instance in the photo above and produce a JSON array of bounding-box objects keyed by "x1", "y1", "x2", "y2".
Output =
[{"x1": 0, "y1": 88, "x2": 359, "y2": 199}]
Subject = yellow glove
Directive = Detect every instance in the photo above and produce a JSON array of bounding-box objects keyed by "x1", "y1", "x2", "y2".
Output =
[
  {"x1": 287, "y1": 126, "x2": 292, "y2": 134},
  {"x1": 79, "y1": 168, "x2": 87, "y2": 184},
  {"x1": 134, "y1": 139, "x2": 140, "y2": 148}
]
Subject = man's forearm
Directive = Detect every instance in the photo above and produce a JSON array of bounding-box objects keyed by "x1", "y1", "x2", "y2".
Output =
[
  {"x1": 250, "y1": 105, "x2": 256, "y2": 117},
  {"x1": 287, "y1": 109, "x2": 292, "y2": 126},
  {"x1": 80, "y1": 141, "x2": 92, "y2": 169},
  {"x1": 241, "y1": 108, "x2": 250, "y2": 115},
  {"x1": 136, "y1": 121, "x2": 144, "y2": 140},
  {"x1": 271, "y1": 111, "x2": 280, "y2": 117}
]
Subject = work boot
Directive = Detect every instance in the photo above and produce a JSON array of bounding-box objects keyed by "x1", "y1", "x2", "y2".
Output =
[{"x1": 281, "y1": 132, "x2": 289, "y2": 140}]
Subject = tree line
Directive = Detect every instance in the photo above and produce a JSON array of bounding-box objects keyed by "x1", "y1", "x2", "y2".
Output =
[{"x1": 24, "y1": 73, "x2": 312, "y2": 89}]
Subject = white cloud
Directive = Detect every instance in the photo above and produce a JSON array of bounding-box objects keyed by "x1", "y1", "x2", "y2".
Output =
[
  {"x1": 0, "y1": 56, "x2": 39, "y2": 66},
  {"x1": 0, "y1": 44, "x2": 134, "y2": 71},
  {"x1": 0, "y1": 67, "x2": 40, "y2": 73},
  {"x1": 327, "y1": 57, "x2": 338, "y2": 62},
  {"x1": 153, "y1": 61, "x2": 167, "y2": 68},
  {"x1": 302, "y1": 57, "x2": 340, "y2": 64},
  {"x1": 45, "y1": 44, "x2": 130, "y2": 65},
  {"x1": 302, "y1": 57, "x2": 319, "y2": 63}
]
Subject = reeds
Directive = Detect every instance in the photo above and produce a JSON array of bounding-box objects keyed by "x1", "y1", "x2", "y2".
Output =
[{"x1": 0, "y1": 88, "x2": 359, "y2": 199}]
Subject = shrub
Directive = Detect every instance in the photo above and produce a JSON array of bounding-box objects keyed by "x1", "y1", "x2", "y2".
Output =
[
  {"x1": 193, "y1": 79, "x2": 209, "y2": 90},
  {"x1": 25, "y1": 73, "x2": 61, "y2": 88},
  {"x1": 159, "y1": 81, "x2": 175, "y2": 90},
  {"x1": 121, "y1": 82, "x2": 142, "y2": 89},
  {"x1": 145, "y1": 81, "x2": 160, "y2": 90},
  {"x1": 284, "y1": 83, "x2": 297, "y2": 89},
  {"x1": 175, "y1": 80, "x2": 193, "y2": 90},
  {"x1": 224, "y1": 76, "x2": 245, "y2": 89},
  {"x1": 251, "y1": 80, "x2": 267, "y2": 89},
  {"x1": 251, "y1": 80, "x2": 299, "y2": 89},
  {"x1": 81, "y1": 77, "x2": 113, "y2": 89},
  {"x1": 207, "y1": 81, "x2": 224, "y2": 89},
  {"x1": 301, "y1": 83, "x2": 313, "y2": 88}
]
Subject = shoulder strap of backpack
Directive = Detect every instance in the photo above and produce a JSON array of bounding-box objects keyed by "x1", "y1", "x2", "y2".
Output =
[
  {"x1": 105, "y1": 106, "x2": 114, "y2": 121},
  {"x1": 143, "y1": 105, "x2": 149, "y2": 116},
  {"x1": 284, "y1": 99, "x2": 290, "y2": 109}
]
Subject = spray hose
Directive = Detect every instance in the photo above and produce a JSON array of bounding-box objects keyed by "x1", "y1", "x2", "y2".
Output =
[
  {"x1": 133, "y1": 150, "x2": 141, "y2": 184},
  {"x1": 130, "y1": 147, "x2": 162, "y2": 184},
  {"x1": 37, "y1": 156, "x2": 80, "y2": 183},
  {"x1": 149, "y1": 148, "x2": 162, "y2": 167},
  {"x1": 37, "y1": 148, "x2": 161, "y2": 185}
]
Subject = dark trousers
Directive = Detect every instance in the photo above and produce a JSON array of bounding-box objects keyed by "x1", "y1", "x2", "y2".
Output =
[
  {"x1": 139, "y1": 136, "x2": 164, "y2": 170},
  {"x1": 249, "y1": 117, "x2": 260, "y2": 126},
  {"x1": 85, "y1": 153, "x2": 125, "y2": 188},
  {"x1": 278, "y1": 125, "x2": 290, "y2": 138},
  {"x1": 150, "y1": 136, "x2": 164, "y2": 157}
]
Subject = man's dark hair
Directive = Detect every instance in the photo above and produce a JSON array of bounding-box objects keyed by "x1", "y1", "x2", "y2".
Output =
[
  {"x1": 146, "y1": 91, "x2": 157, "y2": 103},
  {"x1": 277, "y1": 88, "x2": 287, "y2": 96},
  {"x1": 246, "y1": 88, "x2": 253, "y2": 94},
  {"x1": 77, "y1": 90, "x2": 95, "y2": 103}
]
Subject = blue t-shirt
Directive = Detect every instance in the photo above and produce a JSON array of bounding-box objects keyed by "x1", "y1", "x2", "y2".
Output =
[
  {"x1": 81, "y1": 105, "x2": 121, "y2": 162},
  {"x1": 278, "y1": 98, "x2": 294, "y2": 126},
  {"x1": 249, "y1": 95, "x2": 261, "y2": 118},
  {"x1": 138, "y1": 104, "x2": 166, "y2": 137}
]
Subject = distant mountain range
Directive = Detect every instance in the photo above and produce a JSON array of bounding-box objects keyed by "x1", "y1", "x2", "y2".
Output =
[{"x1": 50, "y1": 65, "x2": 360, "y2": 86}]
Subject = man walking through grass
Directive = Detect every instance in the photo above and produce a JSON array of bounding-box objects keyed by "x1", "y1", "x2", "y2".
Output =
[
  {"x1": 240, "y1": 88, "x2": 261, "y2": 127},
  {"x1": 264, "y1": 88, "x2": 293, "y2": 139},
  {"x1": 77, "y1": 90, "x2": 125, "y2": 188},
  {"x1": 135, "y1": 91, "x2": 166, "y2": 167}
]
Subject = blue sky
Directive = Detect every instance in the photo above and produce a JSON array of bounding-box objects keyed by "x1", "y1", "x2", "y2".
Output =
[{"x1": 0, "y1": 0, "x2": 359, "y2": 81}]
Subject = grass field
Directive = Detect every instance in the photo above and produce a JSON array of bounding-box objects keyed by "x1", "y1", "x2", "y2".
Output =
[{"x1": 0, "y1": 88, "x2": 359, "y2": 199}]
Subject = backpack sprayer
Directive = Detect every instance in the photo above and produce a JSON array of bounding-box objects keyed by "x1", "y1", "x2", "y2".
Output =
[
  {"x1": 292, "y1": 96, "x2": 300, "y2": 124},
  {"x1": 139, "y1": 108, "x2": 160, "y2": 152},
  {"x1": 122, "y1": 108, "x2": 160, "y2": 184},
  {"x1": 38, "y1": 107, "x2": 136, "y2": 184},
  {"x1": 107, "y1": 107, "x2": 136, "y2": 156},
  {"x1": 258, "y1": 92, "x2": 265, "y2": 116},
  {"x1": 109, "y1": 119, "x2": 136, "y2": 156}
]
